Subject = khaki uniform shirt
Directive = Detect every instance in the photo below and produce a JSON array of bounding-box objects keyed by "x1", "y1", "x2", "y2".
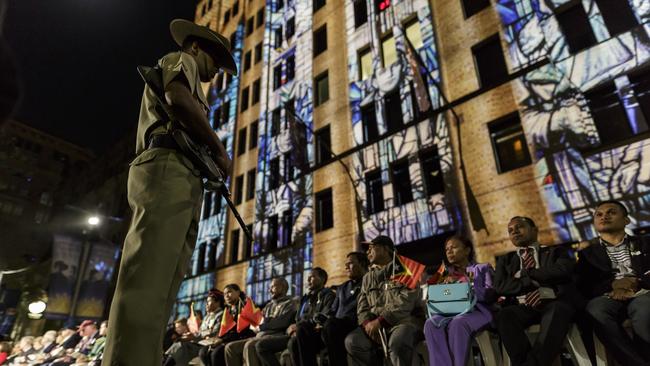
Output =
[{"x1": 135, "y1": 51, "x2": 209, "y2": 155}]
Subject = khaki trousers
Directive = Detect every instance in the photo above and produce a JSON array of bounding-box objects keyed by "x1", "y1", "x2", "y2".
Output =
[
  {"x1": 225, "y1": 336, "x2": 264, "y2": 366},
  {"x1": 103, "y1": 148, "x2": 203, "y2": 366}
]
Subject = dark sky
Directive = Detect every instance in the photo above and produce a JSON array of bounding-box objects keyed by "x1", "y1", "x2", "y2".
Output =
[{"x1": 5, "y1": 0, "x2": 196, "y2": 153}]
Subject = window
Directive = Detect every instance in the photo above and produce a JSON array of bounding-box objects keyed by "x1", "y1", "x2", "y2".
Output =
[
  {"x1": 216, "y1": 73, "x2": 224, "y2": 91},
  {"x1": 212, "y1": 106, "x2": 222, "y2": 129},
  {"x1": 314, "y1": 0, "x2": 326, "y2": 12},
  {"x1": 384, "y1": 89, "x2": 402, "y2": 133},
  {"x1": 419, "y1": 148, "x2": 445, "y2": 196},
  {"x1": 255, "y1": 42, "x2": 263, "y2": 63},
  {"x1": 249, "y1": 120, "x2": 259, "y2": 149},
  {"x1": 629, "y1": 68, "x2": 650, "y2": 127},
  {"x1": 244, "y1": 224, "x2": 253, "y2": 258},
  {"x1": 594, "y1": 0, "x2": 638, "y2": 37},
  {"x1": 381, "y1": 34, "x2": 397, "y2": 67},
  {"x1": 315, "y1": 125, "x2": 331, "y2": 165},
  {"x1": 315, "y1": 188, "x2": 333, "y2": 231},
  {"x1": 257, "y1": 8, "x2": 265, "y2": 28},
  {"x1": 246, "y1": 169, "x2": 256, "y2": 200},
  {"x1": 286, "y1": 55, "x2": 295, "y2": 81},
  {"x1": 197, "y1": 243, "x2": 206, "y2": 273},
  {"x1": 366, "y1": 170, "x2": 384, "y2": 215},
  {"x1": 268, "y1": 215, "x2": 278, "y2": 251},
  {"x1": 285, "y1": 98, "x2": 295, "y2": 128},
  {"x1": 472, "y1": 34, "x2": 508, "y2": 88},
  {"x1": 461, "y1": 0, "x2": 490, "y2": 18},
  {"x1": 281, "y1": 210, "x2": 293, "y2": 246},
  {"x1": 230, "y1": 229, "x2": 240, "y2": 263},
  {"x1": 234, "y1": 174, "x2": 244, "y2": 204},
  {"x1": 277, "y1": 0, "x2": 284, "y2": 11},
  {"x1": 313, "y1": 25, "x2": 327, "y2": 57},
  {"x1": 275, "y1": 26, "x2": 283, "y2": 49},
  {"x1": 405, "y1": 20, "x2": 423, "y2": 49},
  {"x1": 252, "y1": 78, "x2": 261, "y2": 104},
  {"x1": 247, "y1": 16, "x2": 255, "y2": 36},
  {"x1": 359, "y1": 47, "x2": 372, "y2": 80},
  {"x1": 286, "y1": 17, "x2": 295, "y2": 39},
  {"x1": 554, "y1": 1, "x2": 596, "y2": 54},
  {"x1": 361, "y1": 103, "x2": 379, "y2": 142},
  {"x1": 584, "y1": 81, "x2": 636, "y2": 146},
  {"x1": 241, "y1": 86, "x2": 250, "y2": 112},
  {"x1": 232, "y1": 0, "x2": 239, "y2": 15},
  {"x1": 244, "y1": 51, "x2": 252, "y2": 71},
  {"x1": 283, "y1": 152, "x2": 294, "y2": 182},
  {"x1": 273, "y1": 64, "x2": 282, "y2": 90},
  {"x1": 222, "y1": 101, "x2": 230, "y2": 124},
  {"x1": 489, "y1": 113, "x2": 532, "y2": 173},
  {"x1": 354, "y1": 0, "x2": 367, "y2": 28},
  {"x1": 271, "y1": 108, "x2": 281, "y2": 136},
  {"x1": 224, "y1": 9, "x2": 230, "y2": 24},
  {"x1": 202, "y1": 193, "x2": 213, "y2": 219},
  {"x1": 230, "y1": 33, "x2": 237, "y2": 50},
  {"x1": 237, "y1": 127, "x2": 247, "y2": 156},
  {"x1": 270, "y1": 157, "x2": 280, "y2": 189},
  {"x1": 391, "y1": 160, "x2": 413, "y2": 206},
  {"x1": 314, "y1": 72, "x2": 329, "y2": 106}
]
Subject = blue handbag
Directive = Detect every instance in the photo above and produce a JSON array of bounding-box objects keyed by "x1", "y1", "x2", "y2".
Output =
[{"x1": 426, "y1": 282, "x2": 476, "y2": 319}]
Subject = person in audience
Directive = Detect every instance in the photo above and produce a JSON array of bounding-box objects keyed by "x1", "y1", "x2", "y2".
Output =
[
  {"x1": 48, "y1": 320, "x2": 100, "y2": 366},
  {"x1": 224, "y1": 277, "x2": 296, "y2": 366},
  {"x1": 424, "y1": 235, "x2": 496, "y2": 366},
  {"x1": 295, "y1": 251, "x2": 369, "y2": 366},
  {"x1": 577, "y1": 200, "x2": 650, "y2": 365},
  {"x1": 200, "y1": 284, "x2": 254, "y2": 366},
  {"x1": 40, "y1": 330, "x2": 58, "y2": 354},
  {"x1": 165, "y1": 289, "x2": 225, "y2": 366},
  {"x1": 41, "y1": 328, "x2": 82, "y2": 362},
  {"x1": 71, "y1": 320, "x2": 108, "y2": 366},
  {"x1": 345, "y1": 235, "x2": 422, "y2": 366},
  {"x1": 6, "y1": 336, "x2": 35, "y2": 364},
  {"x1": 0, "y1": 342, "x2": 10, "y2": 365},
  {"x1": 495, "y1": 216, "x2": 580, "y2": 366},
  {"x1": 256, "y1": 268, "x2": 335, "y2": 366}
]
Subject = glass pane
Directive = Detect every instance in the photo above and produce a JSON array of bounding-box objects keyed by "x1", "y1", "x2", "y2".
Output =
[
  {"x1": 360, "y1": 50, "x2": 372, "y2": 80},
  {"x1": 382, "y1": 36, "x2": 397, "y2": 67},
  {"x1": 405, "y1": 22, "x2": 423, "y2": 50}
]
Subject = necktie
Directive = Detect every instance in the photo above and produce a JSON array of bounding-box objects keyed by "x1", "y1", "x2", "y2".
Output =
[{"x1": 521, "y1": 248, "x2": 541, "y2": 308}]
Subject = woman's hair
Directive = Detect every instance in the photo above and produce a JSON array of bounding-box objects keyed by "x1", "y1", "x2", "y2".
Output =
[{"x1": 444, "y1": 235, "x2": 475, "y2": 263}]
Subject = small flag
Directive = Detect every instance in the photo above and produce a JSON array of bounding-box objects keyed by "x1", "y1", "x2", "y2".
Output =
[
  {"x1": 404, "y1": 36, "x2": 431, "y2": 114},
  {"x1": 391, "y1": 254, "x2": 426, "y2": 289},
  {"x1": 188, "y1": 302, "x2": 201, "y2": 334},
  {"x1": 238, "y1": 297, "x2": 263, "y2": 332},
  {"x1": 218, "y1": 308, "x2": 236, "y2": 337}
]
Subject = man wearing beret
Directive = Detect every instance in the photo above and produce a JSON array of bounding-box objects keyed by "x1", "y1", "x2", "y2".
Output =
[{"x1": 103, "y1": 19, "x2": 235, "y2": 366}]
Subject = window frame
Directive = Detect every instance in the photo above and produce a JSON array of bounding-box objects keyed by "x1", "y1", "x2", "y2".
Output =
[{"x1": 315, "y1": 188, "x2": 334, "y2": 232}]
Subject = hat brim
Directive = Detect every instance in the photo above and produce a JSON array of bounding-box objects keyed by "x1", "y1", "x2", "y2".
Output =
[{"x1": 170, "y1": 19, "x2": 238, "y2": 76}]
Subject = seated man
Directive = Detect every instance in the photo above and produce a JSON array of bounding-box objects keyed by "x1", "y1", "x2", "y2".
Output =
[
  {"x1": 165, "y1": 289, "x2": 225, "y2": 366},
  {"x1": 577, "y1": 200, "x2": 650, "y2": 365},
  {"x1": 224, "y1": 277, "x2": 296, "y2": 366},
  {"x1": 71, "y1": 320, "x2": 108, "y2": 366},
  {"x1": 46, "y1": 320, "x2": 101, "y2": 366},
  {"x1": 292, "y1": 251, "x2": 368, "y2": 366},
  {"x1": 495, "y1": 216, "x2": 580, "y2": 366},
  {"x1": 256, "y1": 268, "x2": 335, "y2": 366},
  {"x1": 344, "y1": 236, "x2": 422, "y2": 366}
]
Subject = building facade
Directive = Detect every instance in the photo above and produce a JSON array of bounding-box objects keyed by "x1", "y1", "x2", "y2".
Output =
[{"x1": 172, "y1": 0, "x2": 650, "y2": 314}]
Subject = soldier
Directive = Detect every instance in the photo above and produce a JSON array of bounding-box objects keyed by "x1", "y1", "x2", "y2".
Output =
[{"x1": 103, "y1": 19, "x2": 235, "y2": 366}]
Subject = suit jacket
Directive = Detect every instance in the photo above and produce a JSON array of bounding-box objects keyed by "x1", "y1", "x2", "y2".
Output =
[
  {"x1": 494, "y1": 244, "x2": 580, "y2": 306},
  {"x1": 576, "y1": 236, "x2": 650, "y2": 299}
]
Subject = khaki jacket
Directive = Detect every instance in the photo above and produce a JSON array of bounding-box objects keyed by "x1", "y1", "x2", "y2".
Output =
[{"x1": 357, "y1": 262, "x2": 421, "y2": 327}]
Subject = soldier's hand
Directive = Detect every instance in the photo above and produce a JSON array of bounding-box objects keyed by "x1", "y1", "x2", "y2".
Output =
[{"x1": 363, "y1": 319, "x2": 382, "y2": 344}]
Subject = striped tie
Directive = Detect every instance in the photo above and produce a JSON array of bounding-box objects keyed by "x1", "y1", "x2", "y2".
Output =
[{"x1": 521, "y1": 249, "x2": 541, "y2": 308}]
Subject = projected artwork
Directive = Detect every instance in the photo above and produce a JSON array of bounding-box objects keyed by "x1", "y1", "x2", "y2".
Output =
[
  {"x1": 345, "y1": 0, "x2": 459, "y2": 244},
  {"x1": 497, "y1": 0, "x2": 650, "y2": 241},
  {"x1": 247, "y1": 0, "x2": 315, "y2": 301}
]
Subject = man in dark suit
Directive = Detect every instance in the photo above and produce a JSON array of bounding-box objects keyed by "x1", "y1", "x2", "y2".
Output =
[
  {"x1": 495, "y1": 216, "x2": 578, "y2": 366},
  {"x1": 577, "y1": 200, "x2": 650, "y2": 365}
]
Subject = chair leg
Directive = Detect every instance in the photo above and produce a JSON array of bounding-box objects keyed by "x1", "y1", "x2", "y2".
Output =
[
  {"x1": 474, "y1": 330, "x2": 500, "y2": 366},
  {"x1": 565, "y1": 324, "x2": 592, "y2": 366}
]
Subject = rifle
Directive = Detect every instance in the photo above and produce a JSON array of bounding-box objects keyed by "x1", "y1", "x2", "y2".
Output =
[{"x1": 137, "y1": 65, "x2": 253, "y2": 243}]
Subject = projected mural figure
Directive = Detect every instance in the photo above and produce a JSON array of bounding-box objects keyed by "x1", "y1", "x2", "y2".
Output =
[
  {"x1": 248, "y1": 0, "x2": 314, "y2": 303},
  {"x1": 345, "y1": 0, "x2": 458, "y2": 245},
  {"x1": 498, "y1": 0, "x2": 650, "y2": 241}
]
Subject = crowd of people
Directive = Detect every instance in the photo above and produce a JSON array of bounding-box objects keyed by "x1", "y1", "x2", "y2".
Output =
[
  {"x1": 2, "y1": 199, "x2": 648, "y2": 366},
  {"x1": 162, "y1": 199, "x2": 650, "y2": 366},
  {"x1": 0, "y1": 320, "x2": 107, "y2": 366}
]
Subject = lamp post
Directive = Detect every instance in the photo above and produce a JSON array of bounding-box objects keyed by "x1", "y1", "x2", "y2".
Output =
[{"x1": 67, "y1": 215, "x2": 99, "y2": 325}]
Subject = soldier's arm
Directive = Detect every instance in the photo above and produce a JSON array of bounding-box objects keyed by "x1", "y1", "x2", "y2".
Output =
[{"x1": 165, "y1": 76, "x2": 232, "y2": 176}]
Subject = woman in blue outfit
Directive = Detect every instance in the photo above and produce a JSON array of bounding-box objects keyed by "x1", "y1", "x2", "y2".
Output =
[{"x1": 423, "y1": 235, "x2": 497, "y2": 366}]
